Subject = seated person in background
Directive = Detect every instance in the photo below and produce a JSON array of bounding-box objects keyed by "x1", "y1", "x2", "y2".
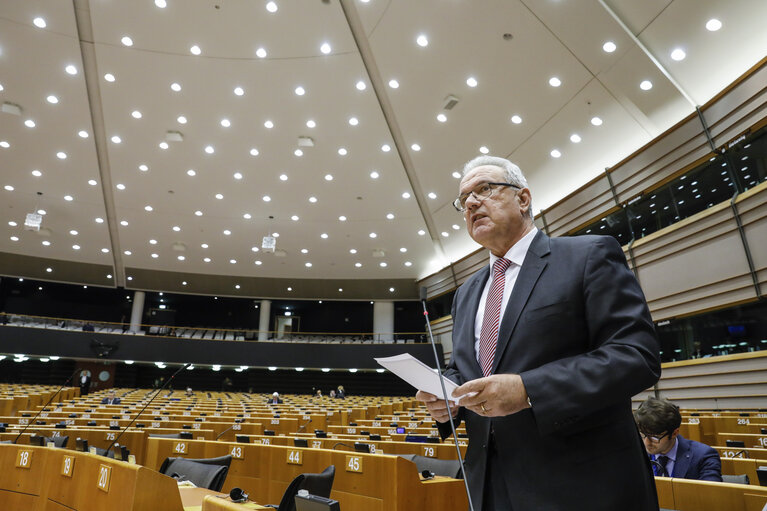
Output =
[
  {"x1": 634, "y1": 397, "x2": 722, "y2": 481},
  {"x1": 336, "y1": 385, "x2": 345, "y2": 399},
  {"x1": 185, "y1": 386, "x2": 194, "y2": 397},
  {"x1": 101, "y1": 390, "x2": 121, "y2": 405},
  {"x1": 267, "y1": 392, "x2": 283, "y2": 404},
  {"x1": 329, "y1": 389, "x2": 336, "y2": 398},
  {"x1": 315, "y1": 389, "x2": 322, "y2": 399}
]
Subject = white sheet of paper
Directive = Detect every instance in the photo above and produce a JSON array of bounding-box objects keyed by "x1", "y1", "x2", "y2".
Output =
[{"x1": 374, "y1": 353, "x2": 471, "y2": 403}]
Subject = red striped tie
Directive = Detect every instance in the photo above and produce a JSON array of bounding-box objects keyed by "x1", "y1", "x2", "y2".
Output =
[{"x1": 478, "y1": 258, "x2": 511, "y2": 377}]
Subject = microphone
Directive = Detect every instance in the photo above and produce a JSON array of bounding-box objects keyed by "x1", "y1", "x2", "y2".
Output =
[
  {"x1": 215, "y1": 420, "x2": 242, "y2": 440},
  {"x1": 14, "y1": 367, "x2": 80, "y2": 444},
  {"x1": 103, "y1": 363, "x2": 191, "y2": 455},
  {"x1": 650, "y1": 459, "x2": 669, "y2": 477},
  {"x1": 420, "y1": 286, "x2": 476, "y2": 511},
  {"x1": 297, "y1": 418, "x2": 312, "y2": 432}
]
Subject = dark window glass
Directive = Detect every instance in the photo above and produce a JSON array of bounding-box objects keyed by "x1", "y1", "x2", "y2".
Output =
[
  {"x1": 570, "y1": 208, "x2": 632, "y2": 244},
  {"x1": 726, "y1": 123, "x2": 767, "y2": 192}
]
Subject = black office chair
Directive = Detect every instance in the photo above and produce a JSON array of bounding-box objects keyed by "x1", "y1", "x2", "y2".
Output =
[
  {"x1": 397, "y1": 454, "x2": 463, "y2": 479},
  {"x1": 159, "y1": 455, "x2": 232, "y2": 492},
  {"x1": 267, "y1": 465, "x2": 335, "y2": 511}
]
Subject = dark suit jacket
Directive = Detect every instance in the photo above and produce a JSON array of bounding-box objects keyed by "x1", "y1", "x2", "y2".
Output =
[
  {"x1": 670, "y1": 435, "x2": 722, "y2": 481},
  {"x1": 267, "y1": 398, "x2": 283, "y2": 404},
  {"x1": 101, "y1": 397, "x2": 121, "y2": 405},
  {"x1": 440, "y1": 232, "x2": 661, "y2": 510}
]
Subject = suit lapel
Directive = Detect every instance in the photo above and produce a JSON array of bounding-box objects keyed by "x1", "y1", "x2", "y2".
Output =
[
  {"x1": 463, "y1": 266, "x2": 489, "y2": 380},
  {"x1": 672, "y1": 436, "x2": 691, "y2": 478},
  {"x1": 491, "y1": 231, "x2": 550, "y2": 375}
]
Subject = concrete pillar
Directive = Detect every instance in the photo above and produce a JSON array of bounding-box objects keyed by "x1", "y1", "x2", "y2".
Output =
[
  {"x1": 129, "y1": 291, "x2": 145, "y2": 332},
  {"x1": 373, "y1": 301, "x2": 395, "y2": 342},
  {"x1": 258, "y1": 299, "x2": 271, "y2": 340}
]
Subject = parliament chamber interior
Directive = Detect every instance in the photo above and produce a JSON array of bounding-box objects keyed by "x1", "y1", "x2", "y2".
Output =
[{"x1": 2, "y1": 0, "x2": 767, "y2": 510}]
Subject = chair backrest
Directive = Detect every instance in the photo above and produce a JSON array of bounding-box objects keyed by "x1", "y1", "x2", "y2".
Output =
[
  {"x1": 722, "y1": 474, "x2": 750, "y2": 485},
  {"x1": 159, "y1": 454, "x2": 233, "y2": 474},
  {"x1": 277, "y1": 465, "x2": 335, "y2": 511},
  {"x1": 162, "y1": 458, "x2": 229, "y2": 492},
  {"x1": 53, "y1": 435, "x2": 69, "y2": 448}
]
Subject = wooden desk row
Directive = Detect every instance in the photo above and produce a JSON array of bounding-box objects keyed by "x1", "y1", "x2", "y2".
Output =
[
  {"x1": 144, "y1": 437, "x2": 469, "y2": 511},
  {"x1": 655, "y1": 477, "x2": 767, "y2": 511}
]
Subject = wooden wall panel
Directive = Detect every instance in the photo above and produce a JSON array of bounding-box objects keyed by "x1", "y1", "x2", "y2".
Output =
[
  {"x1": 704, "y1": 62, "x2": 767, "y2": 147},
  {"x1": 543, "y1": 174, "x2": 614, "y2": 237}
]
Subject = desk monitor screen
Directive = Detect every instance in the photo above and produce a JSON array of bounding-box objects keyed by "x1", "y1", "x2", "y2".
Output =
[
  {"x1": 236, "y1": 435, "x2": 250, "y2": 444},
  {"x1": 757, "y1": 468, "x2": 767, "y2": 487},
  {"x1": 396, "y1": 427, "x2": 406, "y2": 434},
  {"x1": 315, "y1": 430, "x2": 327, "y2": 438},
  {"x1": 726, "y1": 440, "x2": 746, "y2": 448},
  {"x1": 354, "y1": 442, "x2": 372, "y2": 453},
  {"x1": 294, "y1": 438, "x2": 309, "y2": 448},
  {"x1": 405, "y1": 435, "x2": 428, "y2": 443}
]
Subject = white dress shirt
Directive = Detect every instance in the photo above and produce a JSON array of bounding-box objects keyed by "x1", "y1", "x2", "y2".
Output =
[{"x1": 474, "y1": 227, "x2": 538, "y2": 362}]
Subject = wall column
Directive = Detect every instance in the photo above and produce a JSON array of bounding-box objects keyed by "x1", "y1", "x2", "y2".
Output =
[
  {"x1": 373, "y1": 301, "x2": 394, "y2": 342},
  {"x1": 258, "y1": 299, "x2": 271, "y2": 340},
  {"x1": 129, "y1": 291, "x2": 145, "y2": 332}
]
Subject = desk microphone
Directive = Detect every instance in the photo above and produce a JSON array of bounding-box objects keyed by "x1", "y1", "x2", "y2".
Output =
[
  {"x1": 297, "y1": 418, "x2": 312, "y2": 432},
  {"x1": 215, "y1": 420, "x2": 242, "y2": 440},
  {"x1": 103, "y1": 363, "x2": 191, "y2": 455},
  {"x1": 13, "y1": 367, "x2": 80, "y2": 444},
  {"x1": 420, "y1": 286, "x2": 476, "y2": 511}
]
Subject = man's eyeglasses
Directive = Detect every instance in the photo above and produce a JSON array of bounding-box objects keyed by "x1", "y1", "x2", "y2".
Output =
[
  {"x1": 639, "y1": 431, "x2": 671, "y2": 442},
  {"x1": 453, "y1": 182, "x2": 520, "y2": 212}
]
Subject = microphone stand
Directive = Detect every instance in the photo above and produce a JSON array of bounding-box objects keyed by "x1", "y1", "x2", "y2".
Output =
[
  {"x1": 14, "y1": 368, "x2": 80, "y2": 444},
  {"x1": 103, "y1": 363, "x2": 191, "y2": 455},
  {"x1": 420, "y1": 287, "x2": 476, "y2": 511}
]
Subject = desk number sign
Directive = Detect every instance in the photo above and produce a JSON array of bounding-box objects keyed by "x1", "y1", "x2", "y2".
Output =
[
  {"x1": 97, "y1": 464, "x2": 112, "y2": 492},
  {"x1": 61, "y1": 456, "x2": 75, "y2": 477},
  {"x1": 16, "y1": 449, "x2": 33, "y2": 469}
]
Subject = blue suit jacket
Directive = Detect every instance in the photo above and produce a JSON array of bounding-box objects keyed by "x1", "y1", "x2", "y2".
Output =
[
  {"x1": 438, "y1": 232, "x2": 661, "y2": 510},
  {"x1": 671, "y1": 435, "x2": 722, "y2": 481}
]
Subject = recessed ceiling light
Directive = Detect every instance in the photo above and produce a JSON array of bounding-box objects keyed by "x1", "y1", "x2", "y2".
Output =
[
  {"x1": 549, "y1": 77, "x2": 561, "y2": 87},
  {"x1": 640, "y1": 80, "x2": 653, "y2": 91},
  {"x1": 131, "y1": 110, "x2": 142, "y2": 119},
  {"x1": 452, "y1": 224, "x2": 460, "y2": 230},
  {"x1": 46, "y1": 95, "x2": 58, "y2": 104},
  {"x1": 670, "y1": 48, "x2": 686, "y2": 61},
  {"x1": 411, "y1": 143, "x2": 421, "y2": 151},
  {"x1": 427, "y1": 192, "x2": 437, "y2": 199},
  {"x1": 190, "y1": 45, "x2": 201, "y2": 55},
  {"x1": 215, "y1": 193, "x2": 224, "y2": 199},
  {"x1": 386, "y1": 213, "x2": 394, "y2": 220},
  {"x1": 111, "y1": 135, "x2": 121, "y2": 143},
  {"x1": 4, "y1": 185, "x2": 14, "y2": 191},
  {"x1": 101, "y1": 248, "x2": 109, "y2": 253},
  {"x1": 349, "y1": 248, "x2": 357, "y2": 254},
  {"x1": 64, "y1": 194, "x2": 74, "y2": 201},
  {"x1": 172, "y1": 225, "x2": 181, "y2": 231},
  {"x1": 65, "y1": 65, "x2": 77, "y2": 75},
  {"x1": 320, "y1": 42, "x2": 331, "y2": 54},
  {"x1": 452, "y1": 171, "x2": 461, "y2": 179},
  {"x1": 550, "y1": 149, "x2": 562, "y2": 158},
  {"x1": 706, "y1": 19, "x2": 722, "y2": 32},
  {"x1": 121, "y1": 36, "x2": 133, "y2": 46},
  {"x1": 264, "y1": 120, "x2": 274, "y2": 129},
  {"x1": 201, "y1": 243, "x2": 208, "y2": 248},
  {"x1": 254, "y1": 260, "x2": 262, "y2": 265},
  {"x1": 159, "y1": 142, "x2": 169, "y2": 149},
  {"x1": 234, "y1": 86, "x2": 244, "y2": 96},
  {"x1": 369, "y1": 232, "x2": 377, "y2": 238},
  {"x1": 294, "y1": 149, "x2": 303, "y2": 157},
  {"x1": 591, "y1": 116, "x2": 603, "y2": 126},
  {"x1": 510, "y1": 115, "x2": 522, "y2": 124},
  {"x1": 321, "y1": 233, "x2": 328, "y2": 239},
  {"x1": 295, "y1": 86, "x2": 305, "y2": 96},
  {"x1": 388, "y1": 79, "x2": 399, "y2": 88},
  {"x1": 229, "y1": 259, "x2": 237, "y2": 264},
  {"x1": 220, "y1": 119, "x2": 231, "y2": 127},
  {"x1": 250, "y1": 148, "x2": 259, "y2": 156},
  {"x1": 466, "y1": 77, "x2": 478, "y2": 87},
  {"x1": 381, "y1": 144, "x2": 391, "y2": 152},
  {"x1": 57, "y1": 151, "x2": 67, "y2": 159},
  {"x1": 338, "y1": 148, "x2": 347, "y2": 156},
  {"x1": 155, "y1": 0, "x2": 167, "y2": 8},
  {"x1": 324, "y1": 174, "x2": 333, "y2": 181},
  {"x1": 120, "y1": 220, "x2": 128, "y2": 226},
  {"x1": 355, "y1": 262, "x2": 362, "y2": 268},
  {"x1": 178, "y1": 255, "x2": 185, "y2": 261},
  {"x1": 405, "y1": 261, "x2": 412, "y2": 267},
  {"x1": 151, "y1": 253, "x2": 158, "y2": 258},
  {"x1": 380, "y1": 262, "x2": 387, "y2": 267},
  {"x1": 24, "y1": 119, "x2": 36, "y2": 128},
  {"x1": 138, "y1": 164, "x2": 149, "y2": 172},
  {"x1": 266, "y1": 1, "x2": 278, "y2": 13},
  {"x1": 305, "y1": 262, "x2": 312, "y2": 268},
  {"x1": 279, "y1": 174, "x2": 288, "y2": 181},
  {"x1": 338, "y1": 216, "x2": 347, "y2": 222},
  {"x1": 204, "y1": 257, "x2": 211, "y2": 262},
  {"x1": 70, "y1": 229, "x2": 78, "y2": 235},
  {"x1": 306, "y1": 120, "x2": 316, "y2": 128},
  {"x1": 171, "y1": 82, "x2": 181, "y2": 92},
  {"x1": 570, "y1": 134, "x2": 582, "y2": 143},
  {"x1": 186, "y1": 169, "x2": 196, "y2": 177},
  {"x1": 205, "y1": 145, "x2": 214, "y2": 154},
  {"x1": 479, "y1": 146, "x2": 489, "y2": 154},
  {"x1": 437, "y1": 113, "x2": 447, "y2": 123},
  {"x1": 242, "y1": 213, "x2": 252, "y2": 220},
  {"x1": 256, "y1": 47, "x2": 267, "y2": 58},
  {"x1": 37, "y1": 209, "x2": 46, "y2": 215},
  {"x1": 309, "y1": 196, "x2": 317, "y2": 203},
  {"x1": 402, "y1": 192, "x2": 411, "y2": 199},
  {"x1": 177, "y1": 115, "x2": 187, "y2": 124},
  {"x1": 441, "y1": 232, "x2": 449, "y2": 237},
  {"x1": 223, "y1": 229, "x2": 231, "y2": 235},
  {"x1": 8, "y1": 221, "x2": 17, "y2": 227},
  {"x1": 104, "y1": 73, "x2": 116, "y2": 82},
  {"x1": 602, "y1": 41, "x2": 616, "y2": 53},
  {"x1": 355, "y1": 81, "x2": 366, "y2": 91},
  {"x1": 78, "y1": 130, "x2": 89, "y2": 138},
  {"x1": 291, "y1": 215, "x2": 299, "y2": 221},
  {"x1": 33, "y1": 17, "x2": 47, "y2": 28},
  {"x1": 95, "y1": 217, "x2": 104, "y2": 223},
  {"x1": 145, "y1": 205, "x2": 153, "y2": 211},
  {"x1": 10, "y1": 236, "x2": 18, "y2": 241},
  {"x1": 417, "y1": 229, "x2": 425, "y2": 235},
  {"x1": 72, "y1": 244, "x2": 80, "y2": 250},
  {"x1": 348, "y1": 117, "x2": 359, "y2": 126},
  {"x1": 416, "y1": 34, "x2": 429, "y2": 47},
  {"x1": 301, "y1": 248, "x2": 308, "y2": 254},
  {"x1": 370, "y1": 171, "x2": 379, "y2": 179}
]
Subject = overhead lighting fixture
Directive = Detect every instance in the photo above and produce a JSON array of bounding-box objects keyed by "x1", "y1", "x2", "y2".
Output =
[
  {"x1": 320, "y1": 42, "x2": 331, "y2": 54},
  {"x1": 590, "y1": 116, "x2": 603, "y2": 126},
  {"x1": 33, "y1": 17, "x2": 47, "y2": 28},
  {"x1": 256, "y1": 47, "x2": 267, "y2": 58},
  {"x1": 510, "y1": 115, "x2": 522, "y2": 124},
  {"x1": 121, "y1": 36, "x2": 133, "y2": 47},
  {"x1": 549, "y1": 77, "x2": 561, "y2": 87},
  {"x1": 416, "y1": 34, "x2": 428, "y2": 47},
  {"x1": 705, "y1": 19, "x2": 722, "y2": 32},
  {"x1": 670, "y1": 48, "x2": 686, "y2": 61},
  {"x1": 602, "y1": 41, "x2": 616, "y2": 53},
  {"x1": 639, "y1": 80, "x2": 653, "y2": 91},
  {"x1": 466, "y1": 77, "x2": 478, "y2": 87},
  {"x1": 266, "y1": 1, "x2": 278, "y2": 13}
]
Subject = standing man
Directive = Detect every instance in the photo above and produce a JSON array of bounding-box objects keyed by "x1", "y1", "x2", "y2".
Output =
[
  {"x1": 79, "y1": 370, "x2": 91, "y2": 396},
  {"x1": 416, "y1": 156, "x2": 661, "y2": 510},
  {"x1": 634, "y1": 397, "x2": 722, "y2": 481}
]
